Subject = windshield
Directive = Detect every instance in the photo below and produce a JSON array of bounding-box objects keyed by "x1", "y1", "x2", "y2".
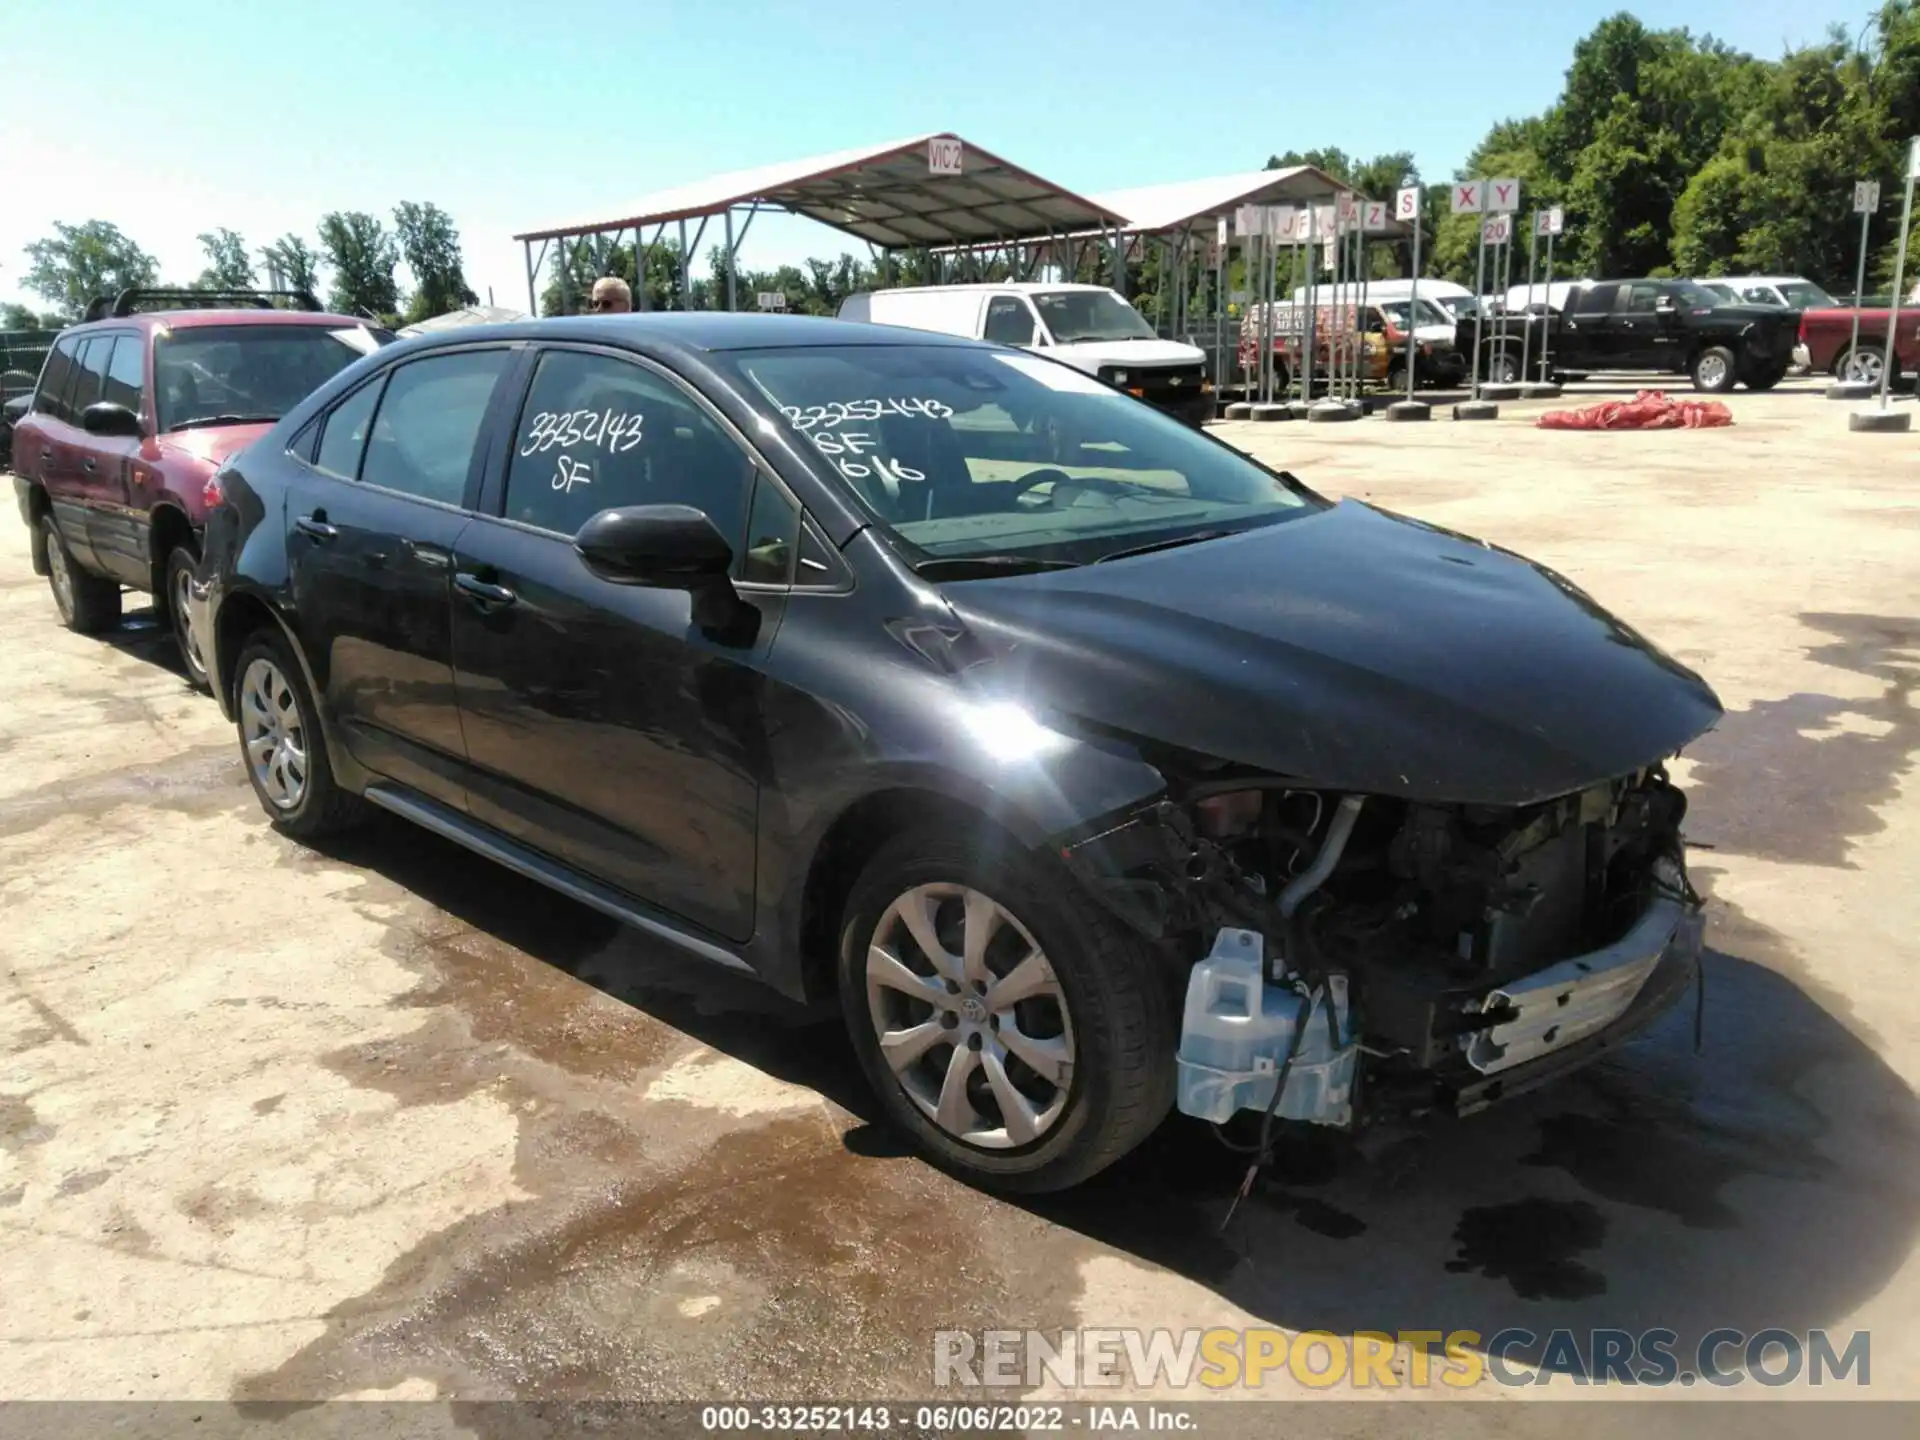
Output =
[
  {"x1": 153, "y1": 324, "x2": 378, "y2": 431},
  {"x1": 1030, "y1": 290, "x2": 1156, "y2": 344},
  {"x1": 1779, "y1": 281, "x2": 1836, "y2": 308},
  {"x1": 1379, "y1": 298, "x2": 1453, "y2": 329},
  {"x1": 727, "y1": 344, "x2": 1314, "y2": 568}
]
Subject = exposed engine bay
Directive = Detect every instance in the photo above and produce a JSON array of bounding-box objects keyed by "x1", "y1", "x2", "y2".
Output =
[{"x1": 1064, "y1": 760, "x2": 1707, "y2": 1131}]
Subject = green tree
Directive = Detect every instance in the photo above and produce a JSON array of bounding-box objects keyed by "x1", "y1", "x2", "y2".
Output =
[
  {"x1": 21, "y1": 220, "x2": 159, "y2": 317},
  {"x1": 317, "y1": 211, "x2": 400, "y2": 320},
  {"x1": 259, "y1": 234, "x2": 322, "y2": 301},
  {"x1": 195, "y1": 228, "x2": 255, "y2": 290},
  {"x1": 2, "y1": 302, "x2": 44, "y2": 330},
  {"x1": 393, "y1": 201, "x2": 477, "y2": 324}
]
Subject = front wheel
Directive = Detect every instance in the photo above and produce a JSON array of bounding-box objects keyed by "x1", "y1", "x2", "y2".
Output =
[
  {"x1": 837, "y1": 826, "x2": 1177, "y2": 1193},
  {"x1": 1690, "y1": 345, "x2": 1738, "y2": 393},
  {"x1": 1837, "y1": 345, "x2": 1888, "y2": 389},
  {"x1": 164, "y1": 545, "x2": 210, "y2": 691},
  {"x1": 1486, "y1": 349, "x2": 1522, "y2": 385}
]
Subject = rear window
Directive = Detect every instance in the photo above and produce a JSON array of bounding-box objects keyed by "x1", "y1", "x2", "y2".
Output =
[
  {"x1": 33, "y1": 337, "x2": 81, "y2": 421},
  {"x1": 152, "y1": 324, "x2": 382, "y2": 433}
]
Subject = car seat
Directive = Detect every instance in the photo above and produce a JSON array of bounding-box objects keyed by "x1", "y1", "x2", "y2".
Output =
[{"x1": 875, "y1": 412, "x2": 975, "y2": 520}]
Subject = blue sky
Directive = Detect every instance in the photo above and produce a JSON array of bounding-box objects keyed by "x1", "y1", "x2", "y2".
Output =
[{"x1": 0, "y1": 0, "x2": 1880, "y2": 314}]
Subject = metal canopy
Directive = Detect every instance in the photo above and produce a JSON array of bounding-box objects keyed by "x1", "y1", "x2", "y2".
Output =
[
  {"x1": 1085, "y1": 165, "x2": 1409, "y2": 238},
  {"x1": 512, "y1": 132, "x2": 1123, "y2": 248}
]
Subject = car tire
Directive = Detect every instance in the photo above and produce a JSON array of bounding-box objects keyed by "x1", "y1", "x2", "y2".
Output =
[
  {"x1": 1690, "y1": 345, "x2": 1738, "y2": 393},
  {"x1": 164, "y1": 545, "x2": 210, "y2": 692},
  {"x1": 836, "y1": 824, "x2": 1178, "y2": 1193},
  {"x1": 1743, "y1": 366, "x2": 1787, "y2": 392},
  {"x1": 1487, "y1": 349, "x2": 1522, "y2": 385},
  {"x1": 231, "y1": 628, "x2": 365, "y2": 841},
  {"x1": 41, "y1": 515, "x2": 122, "y2": 634}
]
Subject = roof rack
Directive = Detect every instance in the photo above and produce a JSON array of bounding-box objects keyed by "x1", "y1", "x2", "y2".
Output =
[{"x1": 82, "y1": 287, "x2": 324, "y2": 322}]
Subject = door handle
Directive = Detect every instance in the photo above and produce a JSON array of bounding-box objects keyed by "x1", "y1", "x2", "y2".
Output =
[
  {"x1": 455, "y1": 572, "x2": 517, "y2": 608},
  {"x1": 295, "y1": 513, "x2": 338, "y2": 541},
  {"x1": 402, "y1": 538, "x2": 450, "y2": 569},
  {"x1": 82, "y1": 457, "x2": 97, "y2": 472}
]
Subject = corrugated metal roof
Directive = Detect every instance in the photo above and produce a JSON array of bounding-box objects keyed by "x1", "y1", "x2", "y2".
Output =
[
  {"x1": 1086, "y1": 166, "x2": 1336, "y2": 234},
  {"x1": 513, "y1": 133, "x2": 1125, "y2": 248}
]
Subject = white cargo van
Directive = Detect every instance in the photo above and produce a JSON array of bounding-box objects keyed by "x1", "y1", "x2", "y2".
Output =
[{"x1": 837, "y1": 283, "x2": 1214, "y2": 425}]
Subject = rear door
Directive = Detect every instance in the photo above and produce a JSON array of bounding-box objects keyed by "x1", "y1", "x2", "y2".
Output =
[
  {"x1": 1558, "y1": 283, "x2": 1616, "y2": 368},
  {"x1": 22, "y1": 335, "x2": 102, "y2": 568},
  {"x1": 282, "y1": 345, "x2": 518, "y2": 810},
  {"x1": 447, "y1": 343, "x2": 774, "y2": 941}
]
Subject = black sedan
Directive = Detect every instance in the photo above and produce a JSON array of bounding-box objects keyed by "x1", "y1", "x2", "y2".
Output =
[{"x1": 192, "y1": 313, "x2": 1722, "y2": 1192}]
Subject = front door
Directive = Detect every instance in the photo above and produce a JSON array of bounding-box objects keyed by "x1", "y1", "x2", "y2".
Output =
[
  {"x1": 448, "y1": 344, "x2": 771, "y2": 942},
  {"x1": 71, "y1": 332, "x2": 148, "y2": 587},
  {"x1": 1611, "y1": 282, "x2": 1675, "y2": 369},
  {"x1": 283, "y1": 346, "x2": 517, "y2": 809}
]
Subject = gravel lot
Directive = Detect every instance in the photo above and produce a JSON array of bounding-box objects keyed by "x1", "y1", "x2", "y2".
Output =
[{"x1": 2, "y1": 378, "x2": 1917, "y2": 1433}]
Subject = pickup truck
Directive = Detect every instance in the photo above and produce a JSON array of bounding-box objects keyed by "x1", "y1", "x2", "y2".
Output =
[
  {"x1": 1795, "y1": 305, "x2": 1920, "y2": 390},
  {"x1": 1458, "y1": 278, "x2": 1801, "y2": 393}
]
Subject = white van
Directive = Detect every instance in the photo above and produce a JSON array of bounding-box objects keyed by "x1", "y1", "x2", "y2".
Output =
[{"x1": 837, "y1": 284, "x2": 1213, "y2": 425}]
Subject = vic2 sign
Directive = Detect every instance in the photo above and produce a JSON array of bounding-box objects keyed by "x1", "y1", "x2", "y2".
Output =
[{"x1": 928, "y1": 138, "x2": 963, "y2": 175}]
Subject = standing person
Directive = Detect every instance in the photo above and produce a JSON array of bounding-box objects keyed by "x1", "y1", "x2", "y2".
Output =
[{"x1": 589, "y1": 277, "x2": 633, "y2": 313}]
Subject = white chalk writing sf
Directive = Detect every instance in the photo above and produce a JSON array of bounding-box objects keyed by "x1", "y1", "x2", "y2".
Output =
[
  {"x1": 803, "y1": 428, "x2": 924, "y2": 487},
  {"x1": 553, "y1": 455, "x2": 592, "y2": 493},
  {"x1": 519, "y1": 408, "x2": 644, "y2": 457}
]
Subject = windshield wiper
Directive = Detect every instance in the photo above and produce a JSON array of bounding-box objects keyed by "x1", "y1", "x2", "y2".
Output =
[
  {"x1": 913, "y1": 555, "x2": 1082, "y2": 580},
  {"x1": 1093, "y1": 529, "x2": 1236, "y2": 564},
  {"x1": 169, "y1": 413, "x2": 278, "y2": 431}
]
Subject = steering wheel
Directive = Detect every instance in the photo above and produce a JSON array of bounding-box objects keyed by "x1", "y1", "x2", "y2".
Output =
[{"x1": 1007, "y1": 467, "x2": 1081, "y2": 508}]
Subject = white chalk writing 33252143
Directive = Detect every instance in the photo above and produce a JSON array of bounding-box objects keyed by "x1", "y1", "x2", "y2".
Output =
[{"x1": 519, "y1": 407, "x2": 645, "y2": 457}]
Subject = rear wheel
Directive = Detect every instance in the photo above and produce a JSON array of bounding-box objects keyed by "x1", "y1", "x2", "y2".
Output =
[
  {"x1": 837, "y1": 825, "x2": 1177, "y2": 1193},
  {"x1": 1487, "y1": 349, "x2": 1522, "y2": 385},
  {"x1": 1743, "y1": 366, "x2": 1787, "y2": 391},
  {"x1": 164, "y1": 545, "x2": 210, "y2": 691},
  {"x1": 1838, "y1": 345, "x2": 1887, "y2": 389},
  {"x1": 1690, "y1": 345, "x2": 1738, "y2": 393},
  {"x1": 41, "y1": 516, "x2": 122, "y2": 634},
  {"x1": 232, "y1": 629, "x2": 365, "y2": 840}
]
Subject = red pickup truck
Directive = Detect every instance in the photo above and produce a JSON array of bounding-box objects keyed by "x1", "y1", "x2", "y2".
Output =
[{"x1": 1797, "y1": 306, "x2": 1920, "y2": 388}]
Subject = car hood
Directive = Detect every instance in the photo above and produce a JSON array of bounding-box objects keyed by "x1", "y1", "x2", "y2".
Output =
[
  {"x1": 940, "y1": 500, "x2": 1723, "y2": 806},
  {"x1": 1046, "y1": 338, "x2": 1205, "y2": 369},
  {"x1": 1413, "y1": 324, "x2": 1457, "y2": 346},
  {"x1": 155, "y1": 422, "x2": 274, "y2": 468}
]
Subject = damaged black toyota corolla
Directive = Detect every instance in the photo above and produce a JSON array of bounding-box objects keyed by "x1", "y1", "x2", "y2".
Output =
[{"x1": 193, "y1": 314, "x2": 1722, "y2": 1193}]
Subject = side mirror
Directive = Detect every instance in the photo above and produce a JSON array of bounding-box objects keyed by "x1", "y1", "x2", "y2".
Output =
[
  {"x1": 81, "y1": 401, "x2": 142, "y2": 437},
  {"x1": 575, "y1": 503, "x2": 732, "y2": 587},
  {"x1": 575, "y1": 503, "x2": 756, "y2": 642}
]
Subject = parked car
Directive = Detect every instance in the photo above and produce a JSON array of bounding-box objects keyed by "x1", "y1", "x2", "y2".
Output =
[
  {"x1": 1795, "y1": 304, "x2": 1920, "y2": 390},
  {"x1": 838, "y1": 284, "x2": 1213, "y2": 428},
  {"x1": 1689, "y1": 274, "x2": 1836, "y2": 311},
  {"x1": 9, "y1": 288, "x2": 393, "y2": 685},
  {"x1": 1302, "y1": 278, "x2": 1476, "y2": 323},
  {"x1": 1240, "y1": 300, "x2": 1458, "y2": 390},
  {"x1": 1463, "y1": 278, "x2": 1800, "y2": 391},
  {"x1": 192, "y1": 313, "x2": 1720, "y2": 1192}
]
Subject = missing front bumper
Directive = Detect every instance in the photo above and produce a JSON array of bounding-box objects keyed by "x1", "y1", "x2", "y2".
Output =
[{"x1": 1464, "y1": 858, "x2": 1702, "y2": 1076}]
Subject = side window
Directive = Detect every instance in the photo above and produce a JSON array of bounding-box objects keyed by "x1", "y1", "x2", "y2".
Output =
[
  {"x1": 983, "y1": 296, "x2": 1037, "y2": 346},
  {"x1": 102, "y1": 335, "x2": 145, "y2": 415},
  {"x1": 314, "y1": 376, "x2": 384, "y2": 480},
  {"x1": 1574, "y1": 284, "x2": 1615, "y2": 315},
  {"x1": 359, "y1": 350, "x2": 510, "y2": 505},
  {"x1": 503, "y1": 349, "x2": 754, "y2": 540},
  {"x1": 1744, "y1": 286, "x2": 1781, "y2": 306},
  {"x1": 1621, "y1": 283, "x2": 1663, "y2": 314},
  {"x1": 737, "y1": 473, "x2": 800, "y2": 585},
  {"x1": 67, "y1": 337, "x2": 109, "y2": 416},
  {"x1": 34, "y1": 337, "x2": 80, "y2": 420}
]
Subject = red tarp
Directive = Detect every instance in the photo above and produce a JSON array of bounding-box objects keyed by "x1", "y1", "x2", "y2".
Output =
[{"x1": 1537, "y1": 390, "x2": 1734, "y2": 430}]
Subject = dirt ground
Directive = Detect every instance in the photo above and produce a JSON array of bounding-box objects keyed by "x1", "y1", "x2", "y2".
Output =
[{"x1": 2, "y1": 377, "x2": 1917, "y2": 1433}]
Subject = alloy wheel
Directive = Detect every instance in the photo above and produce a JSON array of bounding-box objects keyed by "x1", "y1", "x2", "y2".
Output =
[
  {"x1": 1845, "y1": 349, "x2": 1884, "y2": 387},
  {"x1": 173, "y1": 564, "x2": 207, "y2": 681},
  {"x1": 46, "y1": 536, "x2": 74, "y2": 621},
  {"x1": 240, "y1": 657, "x2": 309, "y2": 810},
  {"x1": 864, "y1": 882, "x2": 1076, "y2": 1149},
  {"x1": 1696, "y1": 352, "x2": 1731, "y2": 389}
]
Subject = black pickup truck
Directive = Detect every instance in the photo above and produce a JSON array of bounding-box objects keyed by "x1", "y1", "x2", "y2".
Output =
[{"x1": 1460, "y1": 278, "x2": 1801, "y2": 392}]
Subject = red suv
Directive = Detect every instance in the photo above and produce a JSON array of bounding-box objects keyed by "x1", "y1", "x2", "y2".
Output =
[{"x1": 9, "y1": 288, "x2": 392, "y2": 686}]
